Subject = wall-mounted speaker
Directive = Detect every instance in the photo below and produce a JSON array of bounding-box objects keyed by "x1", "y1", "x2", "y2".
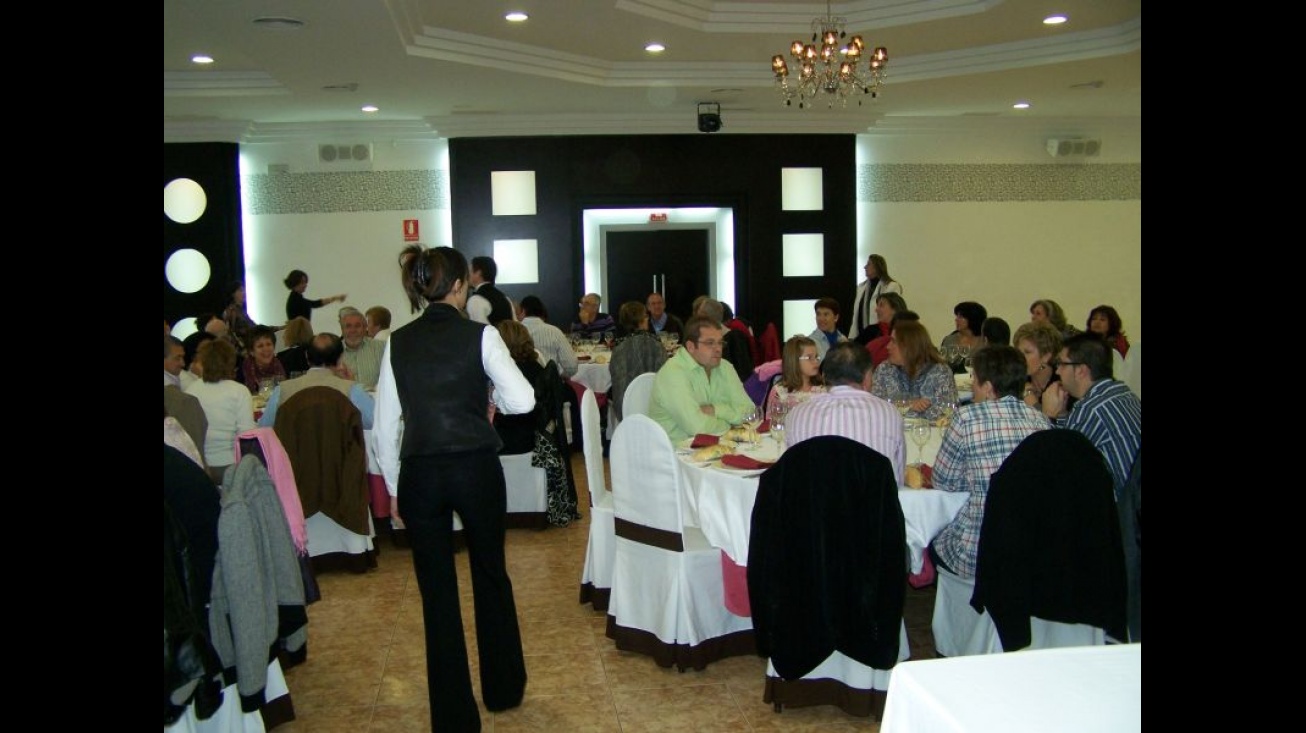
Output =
[
  {"x1": 697, "y1": 102, "x2": 722, "y2": 133},
  {"x1": 1046, "y1": 138, "x2": 1101, "y2": 158},
  {"x1": 318, "y1": 143, "x2": 373, "y2": 163}
]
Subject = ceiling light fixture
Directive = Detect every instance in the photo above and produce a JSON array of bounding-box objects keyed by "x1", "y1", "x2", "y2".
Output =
[
  {"x1": 770, "y1": 0, "x2": 887, "y2": 109},
  {"x1": 361, "y1": 105, "x2": 379, "y2": 113},
  {"x1": 191, "y1": 54, "x2": 214, "y2": 65},
  {"x1": 1012, "y1": 101, "x2": 1031, "y2": 109},
  {"x1": 1043, "y1": 15, "x2": 1068, "y2": 25},
  {"x1": 505, "y1": 12, "x2": 528, "y2": 22},
  {"x1": 645, "y1": 42, "x2": 666, "y2": 53}
]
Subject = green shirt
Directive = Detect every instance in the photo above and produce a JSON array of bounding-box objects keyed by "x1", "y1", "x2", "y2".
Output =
[{"x1": 648, "y1": 346, "x2": 755, "y2": 442}]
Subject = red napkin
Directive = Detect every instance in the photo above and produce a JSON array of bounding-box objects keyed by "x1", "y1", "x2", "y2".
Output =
[
  {"x1": 921, "y1": 464, "x2": 934, "y2": 488},
  {"x1": 756, "y1": 419, "x2": 771, "y2": 433},
  {"x1": 691, "y1": 434, "x2": 719, "y2": 448},
  {"x1": 721, "y1": 454, "x2": 774, "y2": 470}
]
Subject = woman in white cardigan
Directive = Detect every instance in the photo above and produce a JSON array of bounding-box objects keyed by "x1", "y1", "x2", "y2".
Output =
[{"x1": 849, "y1": 253, "x2": 903, "y2": 344}]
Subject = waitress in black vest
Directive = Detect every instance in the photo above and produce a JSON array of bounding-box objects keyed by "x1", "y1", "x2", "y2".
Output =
[{"x1": 373, "y1": 245, "x2": 535, "y2": 731}]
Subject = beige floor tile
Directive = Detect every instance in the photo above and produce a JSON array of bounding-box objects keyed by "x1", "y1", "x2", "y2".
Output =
[
  {"x1": 492, "y1": 691, "x2": 621, "y2": 732},
  {"x1": 520, "y1": 617, "x2": 598, "y2": 656},
  {"x1": 521, "y1": 652, "x2": 608, "y2": 696},
  {"x1": 367, "y1": 703, "x2": 432, "y2": 732},
  {"x1": 275, "y1": 704, "x2": 374, "y2": 732},
  {"x1": 611, "y1": 685, "x2": 751, "y2": 732}
]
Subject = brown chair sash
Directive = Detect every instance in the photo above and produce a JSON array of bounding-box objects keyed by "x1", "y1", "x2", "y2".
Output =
[{"x1": 614, "y1": 517, "x2": 683, "y2": 552}]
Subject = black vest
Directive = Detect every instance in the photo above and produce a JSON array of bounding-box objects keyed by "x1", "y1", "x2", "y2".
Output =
[
  {"x1": 390, "y1": 303, "x2": 501, "y2": 457},
  {"x1": 474, "y1": 283, "x2": 514, "y2": 325}
]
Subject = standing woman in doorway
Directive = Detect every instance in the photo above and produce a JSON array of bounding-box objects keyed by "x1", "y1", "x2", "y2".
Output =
[
  {"x1": 849, "y1": 253, "x2": 903, "y2": 344},
  {"x1": 283, "y1": 269, "x2": 347, "y2": 323},
  {"x1": 373, "y1": 245, "x2": 534, "y2": 731}
]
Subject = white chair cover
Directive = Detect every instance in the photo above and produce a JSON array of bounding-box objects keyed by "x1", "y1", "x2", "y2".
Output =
[
  {"x1": 765, "y1": 623, "x2": 910, "y2": 695},
  {"x1": 1112, "y1": 349, "x2": 1127, "y2": 388},
  {"x1": 622, "y1": 372, "x2": 657, "y2": 418},
  {"x1": 605, "y1": 415, "x2": 754, "y2": 670},
  {"x1": 932, "y1": 567, "x2": 1104, "y2": 656},
  {"x1": 1122, "y1": 341, "x2": 1141, "y2": 399},
  {"x1": 305, "y1": 511, "x2": 375, "y2": 557},
  {"x1": 165, "y1": 658, "x2": 289, "y2": 733},
  {"x1": 579, "y1": 389, "x2": 615, "y2": 609},
  {"x1": 499, "y1": 452, "x2": 547, "y2": 527}
]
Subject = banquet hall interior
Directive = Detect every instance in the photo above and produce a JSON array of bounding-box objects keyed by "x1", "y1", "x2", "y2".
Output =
[{"x1": 166, "y1": 2, "x2": 1141, "y2": 730}]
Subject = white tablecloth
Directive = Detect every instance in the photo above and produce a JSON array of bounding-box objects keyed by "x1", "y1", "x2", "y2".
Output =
[
  {"x1": 880, "y1": 644, "x2": 1141, "y2": 733},
  {"x1": 680, "y1": 429, "x2": 966, "y2": 573}
]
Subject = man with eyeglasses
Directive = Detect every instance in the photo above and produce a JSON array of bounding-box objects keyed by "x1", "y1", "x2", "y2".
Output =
[
  {"x1": 1041, "y1": 333, "x2": 1141, "y2": 500},
  {"x1": 570, "y1": 293, "x2": 615, "y2": 337},
  {"x1": 648, "y1": 316, "x2": 755, "y2": 442},
  {"x1": 786, "y1": 342, "x2": 907, "y2": 486}
]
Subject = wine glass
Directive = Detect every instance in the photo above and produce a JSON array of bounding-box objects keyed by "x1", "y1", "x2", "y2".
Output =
[
  {"x1": 740, "y1": 407, "x2": 760, "y2": 447},
  {"x1": 908, "y1": 419, "x2": 932, "y2": 467},
  {"x1": 893, "y1": 396, "x2": 912, "y2": 419}
]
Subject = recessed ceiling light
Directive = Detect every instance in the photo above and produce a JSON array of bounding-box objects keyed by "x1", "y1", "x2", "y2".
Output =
[
  {"x1": 361, "y1": 105, "x2": 379, "y2": 113},
  {"x1": 191, "y1": 54, "x2": 214, "y2": 65},
  {"x1": 505, "y1": 12, "x2": 528, "y2": 22},
  {"x1": 645, "y1": 42, "x2": 666, "y2": 53},
  {"x1": 1043, "y1": 14, "x2": 1068, "y2": 25},
  {"x1": 1012, "y1": 101, "x2": 1031, "y2": 109}
]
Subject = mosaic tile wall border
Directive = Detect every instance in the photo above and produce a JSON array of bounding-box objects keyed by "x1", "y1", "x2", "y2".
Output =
[
  {"x1": 243, "y1": 162, "x2": 1140, "y2": 214},
  {"x1": 858, "y1": 163, "x2": 1140, "y2": 202},
  {"x1": 244, "y1": 169, "x2": 449, "y2": 214}
]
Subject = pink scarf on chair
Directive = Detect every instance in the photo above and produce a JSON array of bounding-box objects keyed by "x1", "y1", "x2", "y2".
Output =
[{"x1": 233, "y1": 427, "x2": 309, "y2": 556}]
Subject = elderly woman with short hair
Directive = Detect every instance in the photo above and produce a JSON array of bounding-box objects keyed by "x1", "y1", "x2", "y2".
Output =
[{"x1": 1013, "y1": 321, "x2": 1064, "y2": 409}]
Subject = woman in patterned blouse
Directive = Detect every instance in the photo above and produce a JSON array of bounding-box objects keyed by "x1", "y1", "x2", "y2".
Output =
[{"x1": 870, "y1": 320, "x2": 958, "y2": 421}]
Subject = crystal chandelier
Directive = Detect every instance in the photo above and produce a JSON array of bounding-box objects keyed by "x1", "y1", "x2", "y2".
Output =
[{"x1": 770, "y1": 1, "x2": 888, "y2": 109}]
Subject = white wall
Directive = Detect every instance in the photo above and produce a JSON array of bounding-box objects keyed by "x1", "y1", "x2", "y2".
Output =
[
  {"x1": 866, "y1": 200, "x2": 1141, "y2": 343},
  {"x1": 856, "y1": 119, "x2": 1142, "y2": 343},
  {"x1": 237, "y1": 139, "x2": 450, "y2": 336}
]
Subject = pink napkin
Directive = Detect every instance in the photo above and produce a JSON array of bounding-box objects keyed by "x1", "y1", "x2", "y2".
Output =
[
  {"x1": 908, "y1": 550, "x2": 936, "y2": 588},
  {"x1": 721, "y1": 454, "x2": 774, "y2": 470},
  {"x1": 691, "y1": 434, "x2": 720, "y2": 448}
]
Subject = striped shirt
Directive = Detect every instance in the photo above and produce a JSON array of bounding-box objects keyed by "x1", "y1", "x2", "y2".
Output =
[
  {"x1": 932, "y1": 395, "x2": 1050, "y2": 578},
  {"x1": 786, "y1": 385, "x2": 906, "y2": 487},
  {"x1": 341, "y1": 337, "x2": 385, "y2": 389},
  {"x1": 522, "y1": 316, "x2": 579, "y2": 379},
  {"x1": 1059, "y1": 379, "x2": 1141, "y2": 500}
]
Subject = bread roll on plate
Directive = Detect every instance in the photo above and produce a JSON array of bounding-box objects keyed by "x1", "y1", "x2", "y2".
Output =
[{"x1": 691, "y1": 444, "x2": 733, "y2": 462}]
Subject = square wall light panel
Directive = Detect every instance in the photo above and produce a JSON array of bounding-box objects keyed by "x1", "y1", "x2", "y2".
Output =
[
  {"x1": 781, "y1": 167, "x2": 823, "y2": 211},
  {"x1": 783, "y1": 299, "x2": 818, "y2": 343},
  {"x1": 782, "y1": 234, "x2": 824, "y2": 277},
  {"x1": 493, "y1": 239, "x2": 539, "y2": 284},
  {"x1": 491, "y1": 171, "x2": 537, "y2": 215}
]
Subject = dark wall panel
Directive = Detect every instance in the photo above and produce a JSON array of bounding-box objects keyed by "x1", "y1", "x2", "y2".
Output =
[
  {"x1": 163, "y1": 143, "x2": 244, "y2": 330},
  {"x1": 450, "y1": 135, "x2": 857, "y2": 335}
]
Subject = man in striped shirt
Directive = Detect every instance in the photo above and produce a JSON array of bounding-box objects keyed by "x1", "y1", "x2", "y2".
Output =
[
  {"x1": 1042, "y1": 333, "x2": 1142, "y2": 500},
  {"x1": 785, "y1": 342, "x2": 906, "y2": 486}
]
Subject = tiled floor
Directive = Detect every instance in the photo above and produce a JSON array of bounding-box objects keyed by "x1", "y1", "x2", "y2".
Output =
[{"x1": 277, "y1": 454, "x2": 940, "y2": 732}]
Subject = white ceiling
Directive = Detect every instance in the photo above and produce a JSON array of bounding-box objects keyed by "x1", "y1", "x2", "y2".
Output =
[{"x1": 163, "y1": 0, "x2": 1141, "y2": 142}]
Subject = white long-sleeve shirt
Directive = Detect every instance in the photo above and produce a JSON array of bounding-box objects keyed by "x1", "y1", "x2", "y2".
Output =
[{"x1": 372, "y1": 325, "x2": 535, "y2": 496}]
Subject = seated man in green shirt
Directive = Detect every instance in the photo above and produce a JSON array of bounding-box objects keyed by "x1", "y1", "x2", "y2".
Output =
[{"x1": 648, "y1": 315, "x2": 756, "y2": 442}]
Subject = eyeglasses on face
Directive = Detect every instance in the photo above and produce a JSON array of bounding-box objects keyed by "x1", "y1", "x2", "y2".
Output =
[
  {"x1": 798, "y1": 355, "x2": 821, "y2": 362},
  {"x1": 693, "y1": 339, "x2": 723, "y2": 349}
]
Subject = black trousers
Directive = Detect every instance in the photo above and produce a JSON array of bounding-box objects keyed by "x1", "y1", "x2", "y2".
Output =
[{"x1": 399, "y1": 449, "x2": 527, "y2": 732}]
